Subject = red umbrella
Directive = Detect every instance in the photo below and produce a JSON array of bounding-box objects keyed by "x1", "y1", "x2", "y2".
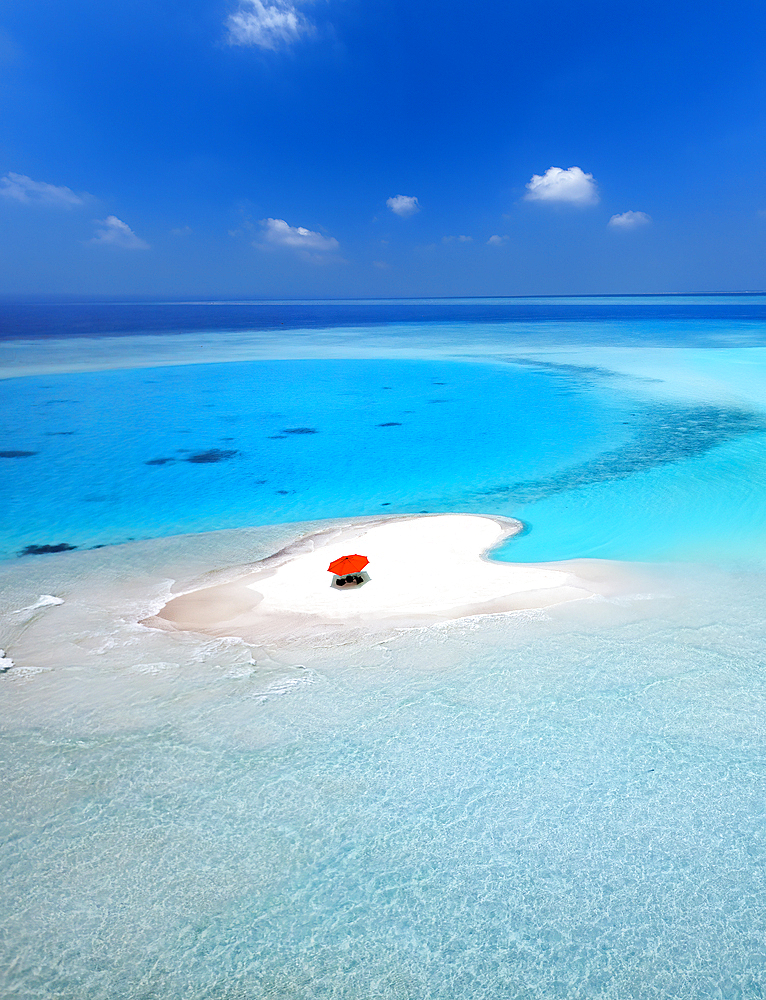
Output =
[{"x1": 328, "y1": 553, "x2": 369, "y2": 575}]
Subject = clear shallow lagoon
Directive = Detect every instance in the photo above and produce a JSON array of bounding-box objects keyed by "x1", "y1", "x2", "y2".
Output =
[
  {"x1": 2, "y1": 357, "x2": 637, "y2": 560},
  {"x1": 5, "y1": 303, "x2": 766, "y2": 565},
  {"x1": 3, "y1": 297, "x2": 766, "y2": 998}
]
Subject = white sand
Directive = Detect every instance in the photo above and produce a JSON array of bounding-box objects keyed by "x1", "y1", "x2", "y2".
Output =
[
  {"x1": 149, "y1": 514, "x2": 634, "y2": 642},
  {"x1": 250, "y1": 515, "x2": 570, "y2": 615}
]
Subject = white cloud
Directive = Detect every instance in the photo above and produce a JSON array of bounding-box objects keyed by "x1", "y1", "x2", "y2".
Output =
[
  {"x1": 91, "y1": 216, "x2": 149, "y2": 249},
  {"x1": 0, "y1": 172, "x2": 84, "y2": 207},
  {"x1": 226, "y1": 0, "x2": 310, "y2": 49},
  {"x1": 442, "y1": 235, "x2": 472, "y2": 243},
  {"x1": 608, "y1": 210, "x2": 651, "y2": 230},
  {"x1": 386, "y1": 195, "x2": 420, "y2": 218},
  {"x1": 487, "y1": 234, "x2": 509, "y2": 245},
  {"x1": 524, "y1": 166, "x2": 599, "y2": 205},
  {"x1": 259, "y1": 217, "x2": 339, "y2": 251}
]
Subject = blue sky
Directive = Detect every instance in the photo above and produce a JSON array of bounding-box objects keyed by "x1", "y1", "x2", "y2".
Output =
[{"x1": 2, "y1": 0, "x2": 766, "y2": 297}]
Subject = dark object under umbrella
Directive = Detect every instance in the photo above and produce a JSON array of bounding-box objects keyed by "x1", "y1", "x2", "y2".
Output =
[{"x1": 328, "y1": 554, "x2": 369, "y2": 588}]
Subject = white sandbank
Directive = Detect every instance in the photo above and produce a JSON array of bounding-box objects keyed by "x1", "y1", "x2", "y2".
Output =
[{"x1": 147, "y1": 514, "x2": 635, "y2": 642}]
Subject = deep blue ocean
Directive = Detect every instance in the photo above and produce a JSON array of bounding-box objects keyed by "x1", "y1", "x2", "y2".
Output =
[
  {"x1": 6, "y1": 294, "x2": 766, "y2": 341},
  {"x1": 3, "y1": 297, "x2": 766, "y2": 1000}
]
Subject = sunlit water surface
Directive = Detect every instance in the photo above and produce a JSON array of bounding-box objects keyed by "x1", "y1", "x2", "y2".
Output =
[{"x1": 3, "y1": 299, "x2": 766, "y2": 999}]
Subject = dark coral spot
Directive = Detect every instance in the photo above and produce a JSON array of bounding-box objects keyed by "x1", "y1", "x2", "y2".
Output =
[
  {"x1": 276, "y1": 490, "x2": 290, "y2": 495},
  {"x1": 0, "y1": 450, "x2": 37, "y2": 458},
  {"x1": 282, "y1": 428, "x2": 317, "y2": 435},
  {"x1": 145, "y1": 458, "x2": 175, "y2": 466},
  {"x1": 186, "y1": 449, "x2": 238, "y2": 464},
  {"x1": 377, "y1": 422, "x2": 402, "y2": 427},
  {"x1": 21, "y1": 543, "x2": 77, "y2": 556}
]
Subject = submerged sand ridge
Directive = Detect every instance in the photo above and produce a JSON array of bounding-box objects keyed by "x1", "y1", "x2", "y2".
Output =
[{"x1": 147, "y1": 514, "x2": 631, "y2": 642}]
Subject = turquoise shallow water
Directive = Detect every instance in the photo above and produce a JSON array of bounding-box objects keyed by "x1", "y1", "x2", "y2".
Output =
[
  {"x1": 1, "y1": 356, "x2": 634, "y2": 560},
  {"x1": 4, "y1": 301, "x2": 766, "y2": 999},
  {"x1": 3, "y1": 337, "x2": 766, "y2": 566},
  {"x1": 4, "y1": 556, "x2": 766, "y2": 1000}
]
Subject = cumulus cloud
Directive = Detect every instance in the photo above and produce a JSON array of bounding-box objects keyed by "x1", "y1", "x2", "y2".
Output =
[
  {"x1": 91, "y1": 216, "x2": 149, "y2": 249},
  {"x1": 0, "y1": 172, "x2": 84, "y2": 207},
  {"x1": 259, "y1": 217, "x2": 339, "y2": 252},
  {"x1": 524, "y1": 166, "x2": 599, "y2": 206},
  {"x1": 442, "y1": 235, "x2": 472, "y2": 243},
  {"x1": 386, "y1": 195, "x2": 420, "y2": 218},
  {"x1": 608, "y1": 210, "x2": 651, "y2": 230},
  {"x1": 486, "y1": 234, "x2": 509, "y2": 245},
  {"x1": 226, "y1": 0, "x2": 311, "y2": 49}
]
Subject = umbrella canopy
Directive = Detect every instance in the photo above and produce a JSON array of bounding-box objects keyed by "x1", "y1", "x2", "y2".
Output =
[{"x1": 328, "y1": 553, "x2": 369, "y2": 575}]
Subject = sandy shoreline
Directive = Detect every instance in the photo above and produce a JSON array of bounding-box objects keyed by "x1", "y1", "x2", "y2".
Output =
[{"x1": 145, "y1": 514, "x2": 636, "y2": 642}]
